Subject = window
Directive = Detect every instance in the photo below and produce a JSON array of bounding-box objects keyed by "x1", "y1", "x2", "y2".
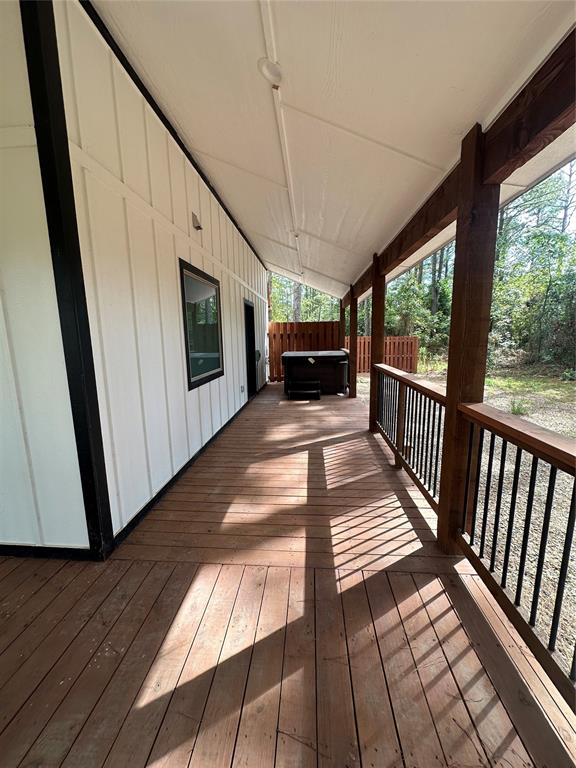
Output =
[{"x1": 179, "y1": 260, "x2": 224, "y2": 389}]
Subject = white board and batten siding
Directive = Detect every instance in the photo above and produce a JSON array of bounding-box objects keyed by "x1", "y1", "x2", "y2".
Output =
[
  {"x1": 53, "y1": 0, "x2": 268, "y2": 536},
  {"x1": 0, "y1": 1, "x2": 88, "y2": 547}
]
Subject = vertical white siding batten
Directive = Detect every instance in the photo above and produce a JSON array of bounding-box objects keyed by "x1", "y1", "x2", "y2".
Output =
[{"x1": 53, "y1": 0, "x2": 268, "y2": 535}]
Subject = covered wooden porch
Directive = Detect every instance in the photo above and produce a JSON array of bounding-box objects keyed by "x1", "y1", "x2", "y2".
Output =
[{"x1": 0, "y1": 386, "x2": 573, "y2": 768}]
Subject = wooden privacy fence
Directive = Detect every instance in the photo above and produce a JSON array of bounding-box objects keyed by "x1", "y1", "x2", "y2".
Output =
[
  {"x1": 345, "y1": 335, "x2": 419, "y2": 374},
  {"x1": 268, "y1": 321, "x2": 340, "y2": 382},
  {"x1": 268, "y1": 322, "x2": 418, "y2": 381}
]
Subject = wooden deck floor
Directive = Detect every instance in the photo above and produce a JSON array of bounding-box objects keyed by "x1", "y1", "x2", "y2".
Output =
[{"x1": 0, "y1": 384, "x2": 574, "y2": 767}]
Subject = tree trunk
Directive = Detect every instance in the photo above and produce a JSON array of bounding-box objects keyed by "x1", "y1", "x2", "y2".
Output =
[
  {"x1": 430, "y1": 251, "x2": 439, "y2": 315},
  {"x1": 293, "y1": 281, "x2": 302, "y2": 322}
]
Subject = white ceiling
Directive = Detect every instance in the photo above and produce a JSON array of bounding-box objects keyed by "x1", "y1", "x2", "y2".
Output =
[{"x1": 93, "y1": 0, "x2": 575, "y2": 297}]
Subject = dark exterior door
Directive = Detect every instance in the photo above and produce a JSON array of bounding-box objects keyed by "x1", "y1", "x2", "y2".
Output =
[{"x1": 244, "y1": 301, "x2": 257, "y2": 398}]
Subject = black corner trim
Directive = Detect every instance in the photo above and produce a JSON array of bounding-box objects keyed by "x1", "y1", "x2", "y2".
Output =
[
  {"x1": 19, "y1": 0, "x2": 114, "y2": 559},
  {"x1": 1, "y1": 382, "x2": 268, "y2": 562},
  {"x1": 0, "y1": 544, "x2": 96, "y2": 561},
  {"x1": 78, "y1": 0, "x2": 267, "y2": 274},
  {"x1": 112, "y1": 382, "x2": 268, "y2": 551}
]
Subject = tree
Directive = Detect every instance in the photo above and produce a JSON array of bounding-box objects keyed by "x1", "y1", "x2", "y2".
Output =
[{"x1": 268, "y1": 274, "x2": 339, "y2": 322}]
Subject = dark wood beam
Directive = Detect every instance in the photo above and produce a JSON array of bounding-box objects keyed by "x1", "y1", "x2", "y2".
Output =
[
  {"x1": 345, "y1": 31, "x2": 575, "y2": 297},
  {"x1": 378, "y1": 166, "x2": 459, "y2": 276},
  {"x1": 338, "y1": 300, "x2": 346, "y2": 348},
  {"x1": 369, "y1": 255, "x2": 385, "y2": 430},
  {"x1": 437, "y1": 124, "x2": 501, "y2": 552},
  {"x1": 348, "y1": 288, "x2": 358, "y2": 399},
  {"x1": 483, "y1": 31, "x2": 576, "y2": 184}
]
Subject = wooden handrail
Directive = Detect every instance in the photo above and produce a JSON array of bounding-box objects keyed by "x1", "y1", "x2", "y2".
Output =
[
  {"x1": 373, "y1": 363, "x2": 447, "y2": 405},
  {"x1": 459, "y1": 402, "x2": 576, "y2": 476}
]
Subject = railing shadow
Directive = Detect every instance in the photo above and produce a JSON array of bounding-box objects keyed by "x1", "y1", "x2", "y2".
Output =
[{"x1": 12, "y1": 386, "x2": 571, "y2": 767}]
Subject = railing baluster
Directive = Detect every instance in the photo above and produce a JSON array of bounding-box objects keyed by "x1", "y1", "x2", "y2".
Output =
[
  {"x1": 461, "y1": 422, "x2": 474, "y2": 534},
  {"x1": 529, "y1": 465, "x2": 557, "y2": 627},
  {"x1": 501, "y1": 446, "x2": 522, "y2": 589},
  {"x1": 428, "y1": 401, "x2": 437, "y2": 491},
  {"x1": 433, "y1": 404, "x2": 442, "y2": 498},
  {"x1": 409, "y1": 387, "x2": 417, "y2": 462},
  {"x1": 489, "y1": 439, "x2": 508, "y2": 572},
  {"x1": 515, "y1": 456, "x2": 539, "y2": 607},
  {"x1": 417, "y1": 391, "x2": 424, "y2": 479},
  {"x1": 374, "y1": 368, "x2": 575, "y2": 702},
  {"x1": 479, "y1": 432, "x2": 496, "y2": 559},
  {"x1": 423, "y1": 396, "x2": 432, "y2": 489},
  {"x1": 469, "y1": 428, "x2": 484, "y2": 546},
  {"x1": 549, "y1": 480, "x2": 575, "y2": 651},
  {"x1": 413, "y1": 391, "x2": 420, "y2": 472},
  {"x1": 404, "y1": 387, "x2": 413, "y2": 460}
]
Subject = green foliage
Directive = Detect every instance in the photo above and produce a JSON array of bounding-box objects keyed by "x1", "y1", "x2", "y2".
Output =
[
  {"x1": 490, "y1": 162, "x2": 576, "y2": 369},
  {"x1": 384, "y1": 242, "x2": 455, "y2": 358},
  {"x1": 384, "y1": 160, "x2": 576, "y2": 372},
  {"x1": 510, "y1": 398, "x2": 530, "y2": 416},
  {"x1": 267, "y1": 162, "x2": 575, "y2": 376},
  {"x1": 268, "y1": 274, "x2": 340, "y2": 322}
]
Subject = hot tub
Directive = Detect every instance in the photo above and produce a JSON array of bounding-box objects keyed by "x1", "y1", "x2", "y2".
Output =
[{"x1": 281, "y1": 350, "x2": 349, "y2": 398}]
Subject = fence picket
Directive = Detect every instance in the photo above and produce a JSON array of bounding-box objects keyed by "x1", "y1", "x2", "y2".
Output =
[{"x1": 267, "y1": 323, "x2": 418, "y2": 381}]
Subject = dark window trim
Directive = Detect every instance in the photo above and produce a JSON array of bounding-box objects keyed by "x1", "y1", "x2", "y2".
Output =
[
  {"x1": 19, "y1": 0, "x2": 114, "y2": 559},
  {"x1": 179, "y1": 259, "x2": 225, "y2": 391},
  {"x1": 78, "y1": 0, "x2": 267, "y2": 273}
]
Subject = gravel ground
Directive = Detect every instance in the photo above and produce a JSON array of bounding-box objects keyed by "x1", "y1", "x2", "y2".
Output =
[{"x1": 357, "y1": 370, "x2": 576, "y2": 676}]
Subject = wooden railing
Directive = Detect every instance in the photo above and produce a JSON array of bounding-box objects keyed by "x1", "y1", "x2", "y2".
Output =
[
  {"x1": 458, "y1": 403, "x2": 575, "y2": 703},
  {"x1": 374, "y1": 364, "x2": 446, "y2": 510},
  {"x1": 374, "y1": 363, "x2": 576, "y2": 705}
]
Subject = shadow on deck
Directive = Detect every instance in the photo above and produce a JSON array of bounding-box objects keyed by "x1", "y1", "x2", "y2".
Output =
[{"x1": 0, "y1": 384, "x2": 574, "y2": 767}]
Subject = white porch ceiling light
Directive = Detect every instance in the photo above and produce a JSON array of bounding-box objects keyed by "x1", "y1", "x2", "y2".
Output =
[{"x1": 257, "y1": 57, "x2": 282, "y2": 88}]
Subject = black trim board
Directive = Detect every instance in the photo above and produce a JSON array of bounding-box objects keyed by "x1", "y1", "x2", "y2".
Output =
[
  {"x1": 108, "y1": 382, "x2": 268, "y2": 551},
  {"x1": 19, "y1": 0, "x2": 114, "y2": 560},
  {"x1": 178, "y1": 260, "x2": 225, "y2": 391},
  {"x1": 0, "y1": 382, "x2": 267, "y2": 562},
  {"x1": 79, "y1": 0, "x2": 267, "y2": 273}
]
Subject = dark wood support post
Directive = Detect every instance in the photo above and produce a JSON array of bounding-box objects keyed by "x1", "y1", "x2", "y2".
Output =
[
  {"x1": 339, "y1": 299, "x2": 346, "y2": 348},
  {"x1": 437, "y1": 124, "x2": 500, "y2": 553},
  {"x1": 369, "y1": 254, "x2": 385, "y2": 430},
  {"x1": 348, "y1": 286, "x2": 358, "y2": 399}
]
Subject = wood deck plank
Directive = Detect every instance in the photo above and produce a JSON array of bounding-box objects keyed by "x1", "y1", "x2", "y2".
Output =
[
  {"x1": 0, "y1": 561, "x2": 153, "y2": 767},
  {"x1": 60, "y1": 563, "x2": 198, "y2": 768},
  {"x1": 0, "y1": 559, "x2": 65, "y2": 624},
  {"x1": 441, "y1": 573, "x2": 574, "y2": 768},
  {"x1": 0, "y1": 385, "x2": 570, "y2": 768},
  {"x1": 365, "y1": 570, "x2": 446, "y2": 768},
  {"x1": 102, "y1": 564, "x2": 221, "y2": 768},
  {"x1": 187, "y1": 565, "x2": 267, "y2": 768},
  {"x1": 413, "y1": 573, "x2": 534, "y2": 768},
  {"x1": 147, "y1": 564, "x2": 245, "y2": 768},
  {"x1": 339, "y1": 569, "x2": 402, "y2": 768},
  {"x1": 0, "y1": 561, "x2": 105, "y2": 689},
  {"x1": 275, "y1": 568, "x2": 317, "y2": 768},
  {"x1": 0, "y1": 561, "x2": 130, "y2": 726},
  {"x1": 232, "y1": 566, "x2": 290, "y2": 768},
  {"x1": 0, "y1": 560, "x2": 85, "y2": 655},
  {"x1": 388, "y1": 572, "x2": 489, "y2": 767},
  {"x1": 315, "y1": 567, "x2": 360, "y2": 768},
  {"x1": 21, "y1": 562, "x2": 173, "y2": 768}
]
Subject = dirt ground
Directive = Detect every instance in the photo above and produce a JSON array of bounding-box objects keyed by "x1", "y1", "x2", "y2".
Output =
[
  {"x1": 356, "y1": 368, "x2": 575, "y2": 678},
  {"x1": 358, "y1": 366, "x2": 575, "y2": 437}
]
